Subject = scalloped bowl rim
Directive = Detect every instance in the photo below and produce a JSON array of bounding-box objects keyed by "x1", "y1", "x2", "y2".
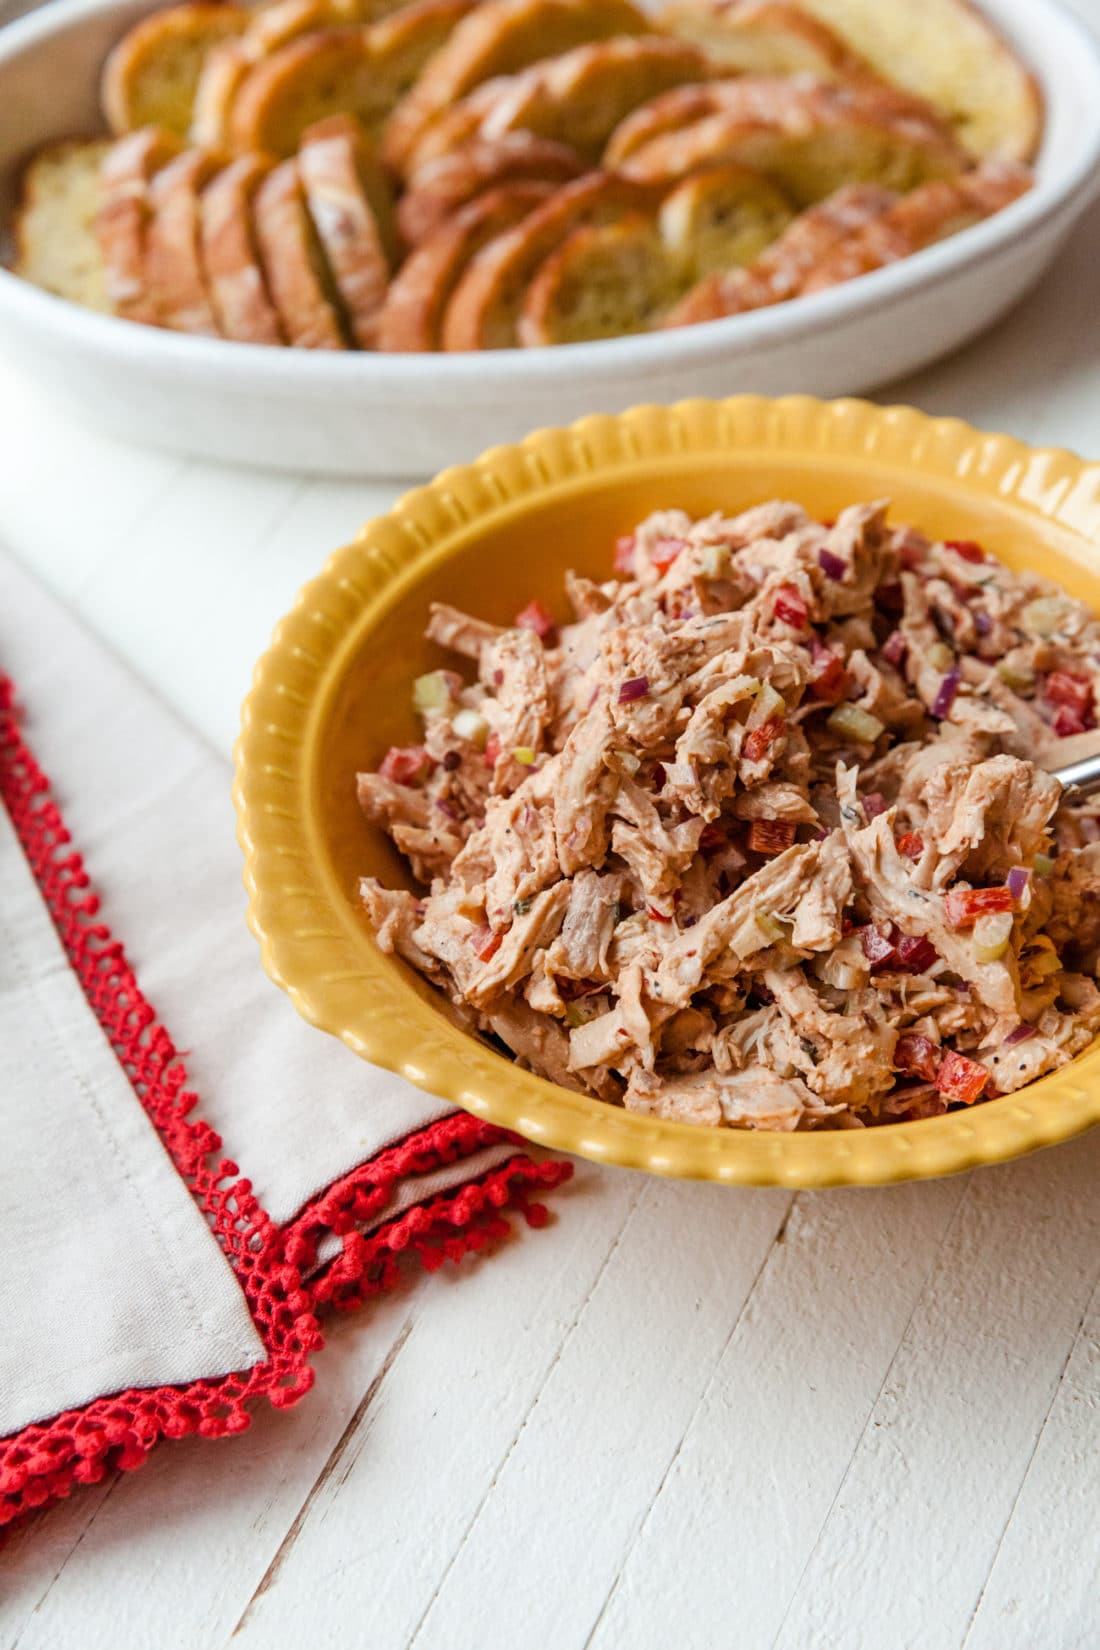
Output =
[{"x1": 235, "y1": 395, "x2": 1100, "y2": 1187}]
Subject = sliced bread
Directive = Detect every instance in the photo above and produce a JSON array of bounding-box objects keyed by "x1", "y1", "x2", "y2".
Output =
[
  {"x1": 657, "y1": 163, "x2": 793, "y2": 279},
  {"x1": 13, "y1": 139, "x2": 113, "y2": 313},
  {"x1": 381, "y1": 0, "x2": 652, "y2": 171},
  {"x1": 377, "y1": 179, "x2": 553, "y2": 349},
  {"x1": 101, "y1": 3, "x2": 249, "y2": 136},
  {"x1": 252, "y1": 155, "x2": 350, "y2": 345},
  {"x1": 398, "y1": 133, "x2": 583, "y2": 244},
  {"x1": 96, "y1": 125, "x2": 185, "y2": 322},
  {"x1": 517, "y1": 213, "x2": 679, "y2": 344},
  {"x1": 298, "y1": 114, "x2": 396, "y2": 346},
  {"x1": 656, "y1": 0, "x2": 871, "y2": 81},
  {"x1": 199, "y1": 151, "x2": 285, "y2": 342},
  {"x1": 662, "y1": 178, "x2": 896, "y2": 324},
  {"x1": 229, "y1": 0, "x2": 479, "y2": 157},
  {"x1": 145, "y1": 146, "x2": 226, "y2": 333},
  {"x1": 620, "y1": 77, "x2": 969, "y2": 198}
]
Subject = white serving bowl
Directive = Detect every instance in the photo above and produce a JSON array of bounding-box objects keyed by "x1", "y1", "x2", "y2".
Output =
[{"x1": 2, "y1": 0, "x2": 1099, "y2": 477}]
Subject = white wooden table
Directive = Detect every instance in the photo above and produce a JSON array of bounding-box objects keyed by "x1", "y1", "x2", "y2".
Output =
[{"x1": 4, "y1": 112, "x2": 1100, "y2": 1650}]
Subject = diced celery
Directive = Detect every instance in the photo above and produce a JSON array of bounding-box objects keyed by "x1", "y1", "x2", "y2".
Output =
[
  {"x1": 1033, "y1": 852, "x2": 1055, "y2": 877},
  {"x1": 513, "y1": 746, "x2": 536, "y2": 765},
  {"x1": 826, "y1": 704, "x2": 885, "y2": 744},
  {"x1": 997, "y1": 659, "x2": 1036, "y2": 693},
  {"x1": 1022, "y1": 596, "x2": 1067, "y2": 638},
  {"x1": 755, "y1": 911, "x2": 788, "y2": 943},
  {"x1": 973, "y1": 910, "x2": 1013, "y2": 962},
  {"x1": 753, "y1": 682, "x2": 785, "y2": 722},
  {"x1": 413, "y1": 670, "x2": 453, "y2": 715},
  {"x1": 700, "y1": 545, "x2": 730, "y2": 578},
  {"x1": 452, "y1": 708, "x2": 489, "y2": 748},
  {"x1": 928, "y1": 641, "x2": 954, "y2": 674}
]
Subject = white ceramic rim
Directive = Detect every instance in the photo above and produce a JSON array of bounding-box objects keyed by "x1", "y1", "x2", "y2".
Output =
[{"x1": 2, "y1": 0, "x2": 1100, "y2": 398}]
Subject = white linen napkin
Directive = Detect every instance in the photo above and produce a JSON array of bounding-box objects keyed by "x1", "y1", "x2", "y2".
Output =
[{"x1": 0, "y1": 549, "x2": 514, "y2": 1439}]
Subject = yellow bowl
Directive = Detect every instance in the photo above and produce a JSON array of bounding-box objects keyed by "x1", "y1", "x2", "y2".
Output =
[{"x1": 235, "y1": 396, "x2": 1100, "y2": 1187}]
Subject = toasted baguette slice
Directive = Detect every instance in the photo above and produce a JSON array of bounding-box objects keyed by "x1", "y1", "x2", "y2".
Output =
[
  {"x1": 230, "y1": 0, "x2": 479, "y2": 157},
  {"x1": 791, "y1": 0, "x2": 1041, "y2": 160},
  {"x1": 298, "y1": 114, "x2": 396, "y2": 346},
  {"x1": 145, "y1": 146, "x2": 226, "y2": 333},
  {"x1": 398, "y1": 133, "x2": 584, "y2": 244},
  {"x1": 101, "y1": 3, "x2": 249, "y2": 136},
  {"x1": 621, "y1": 77, "x2": 968, "y2": 198},
  {"x1": 657, "y1": 164, "x2": 792, "y2": 279},
  {"x1": 13, "y1": 139, "x2": 114, "y2": 313},
  {"x1": 377, "y1": 179, "x2": 553, "y2": 349},
  {"x1": 472, "y1": 37, "x2": 718, "y2": 162},
  {"x1": 190, "y1": 40, "x2": 254, "y2": 148},
  {"x1": 800, "y1": 160, "x2": 1032, "y2": 292},
  {"x1": 96, "y1": 126, "x2": 185, "y2": 322},
  {"x1": 656, "y1": 0, "x2": 870, "y2": 80},
  {"x1": 441, "y1": 170, "x2": 661, "y2": 348},
  {"x1": 253, "y1": 156, "x2": 350, "y2": 345},
  {"x1": 199, "y1": 152, "x2": 285, "y2": 342},
  {"x1": 518, "y1": 213, "x2": 680, "y2": 345},
  {"x1": 381, "y1": 0, "x2": 651, "y2": 171},
  {"x1": 663, "y1": 178, "x2": 895, "y2": 324}
]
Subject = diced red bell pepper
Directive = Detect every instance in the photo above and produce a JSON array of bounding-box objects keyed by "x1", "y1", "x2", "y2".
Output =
[
  {"x1": 894, "y1": 1033, "x2": 941, "y2": 1082},
  {"x1": 614, "y1": 534, "x2": 636, "y2": 574},
  {"x1": 809, "y1": 650, "x2": 849, "y2": 703},
  {"x1": 1052, "y1": 705, "x2": 1088, "y2": 738},
  {"x1": 895, "y1": 933, "x2": 938, "y2": 974},
  {"x1": 945, "y1": 538, "x2": 987, "y2": 564},
  {"x1": 743, "y1": 716, "x2": 784, "y2": 764},
  {"x1": 747, "y1": 818, "x2": 797, "y2": 856},
  {"x1": 936, "y1": 1049, "x2": 990, "y2": 1105},
  {"x1": 469, "y1": 924, "x2": 502, "y2": 962},
  {"x1": 944, "y1": 886, "x2": 1013, "y2": 929},
  {"x1": 515, "y1": 599, "x2": 556, "y2": 641},
  {"x1": 484, "y1": 732, "x2": 501, "y2": 767},
  {"x1": 646, "y1": 904, "x2": 673, "y2": 923},
  {"x1": 652, "y1": 536, "x2": 687, "y2": 575},
  {"x1": 379, "y1": 745, "x2": 433, "y2": 785},
  {"x1": 897, "y1": 830, "x2": 924, "y2": 860},
  {"x1": 772, "y1": 585, "x2": 808, "y2": 629},
  {"x1": 1045, "y1": 670, "x2": 1093, "y2": 720}
]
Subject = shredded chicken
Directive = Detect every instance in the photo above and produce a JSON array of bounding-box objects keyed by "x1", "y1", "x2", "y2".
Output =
[{"x1": 357, "y1": 501, "x2": 1100, "y2": 1128}]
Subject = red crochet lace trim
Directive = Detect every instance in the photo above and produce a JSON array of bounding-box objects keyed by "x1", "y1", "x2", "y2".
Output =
[{"x1": 0, "y1": 676, "x2": 570, "y2": 1529}]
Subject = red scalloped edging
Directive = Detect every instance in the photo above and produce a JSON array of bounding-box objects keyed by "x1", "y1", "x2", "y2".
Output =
[{"x1": 0, "y1": 675, "x2": 570, "y2": 1531}]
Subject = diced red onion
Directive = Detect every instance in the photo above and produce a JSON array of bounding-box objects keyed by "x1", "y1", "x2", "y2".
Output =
[
  {"x1": 618, "y1": 675, "x2": 650, "y2": 703},
  {"x1": 1006, "y1": 867, "x2": 1030, "y2": 901},
  {"x1": 931, "y1": 665, "x2": 961, "y2": 720},
  {"x1": 973, "y1": 611, "x2": 992, "y2": 636},
  {"x1": 818, "y1": 547, "x2": 847, "y2": 580},
  {"x1": 1004, "y1": 1023, "x2": 1037, "y2": 1047},
  {"x1": 435, "y1": 798, "x2": 458, "y2": 820},
  {"x1": 863, "y1": 791, "x2": 887, "y2": 820},
  {"x1": 881, "y1": 630, "x2": 906, "y2": 666}
]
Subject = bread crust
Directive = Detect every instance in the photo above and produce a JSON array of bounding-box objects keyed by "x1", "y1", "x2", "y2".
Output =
[
  {"x1": 252, "y1": 155, "x2": 350, "y2": 345},
  {"x1": 145, "y1": 145, "x2": 226, "y2": 333},
  {"x1": 440, "y1": 169, "x2": 662, "y2": 349},
  {"x1": 101, "y1": 3, "x2": 248, "y2": 137},
  {"x1": 471, "y1": 36, "x2": 717, "y2": 162},
  {"x1": 381, "y1": 0, "x2": 650, "y2": 172},
  {"x1": 662, "y1": 178, "x2": 897, "y2": 324},
  {"x1": 298, "y1": 114, "x2": 395, "y2": 346},
  {"x1": 199, "y1": 151, "x2": 285, "y2": 342},
  {"x1": 377, "y1": 179, "x2": 552, "y2": 349},
  {"x1": 230, "y1": 0, "x2": 479, "y2": 157},
  {"x1": 96, "y1": 126, "x2": 185, "y2": 323},
  {"x1": 800, "y1": 160, "x2": 1032, "y2": 291},
  {"x1": 656, "y1": 0, "x2": 870, "y2": 81},
  {"x1": 190, "y1": 39, "x2": 254, "y2": 148},
  {"x1": 398, "y1": 133, "x2": 583, "y2": 244},
  {"x1": 620, "y1": 76, "x2": 968, "y2": 197}
]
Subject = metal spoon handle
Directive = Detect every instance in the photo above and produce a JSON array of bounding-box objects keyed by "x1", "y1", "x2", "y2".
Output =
[{"x1": 1052, "y1": 750, "x2": 1100, "y2": 798}]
